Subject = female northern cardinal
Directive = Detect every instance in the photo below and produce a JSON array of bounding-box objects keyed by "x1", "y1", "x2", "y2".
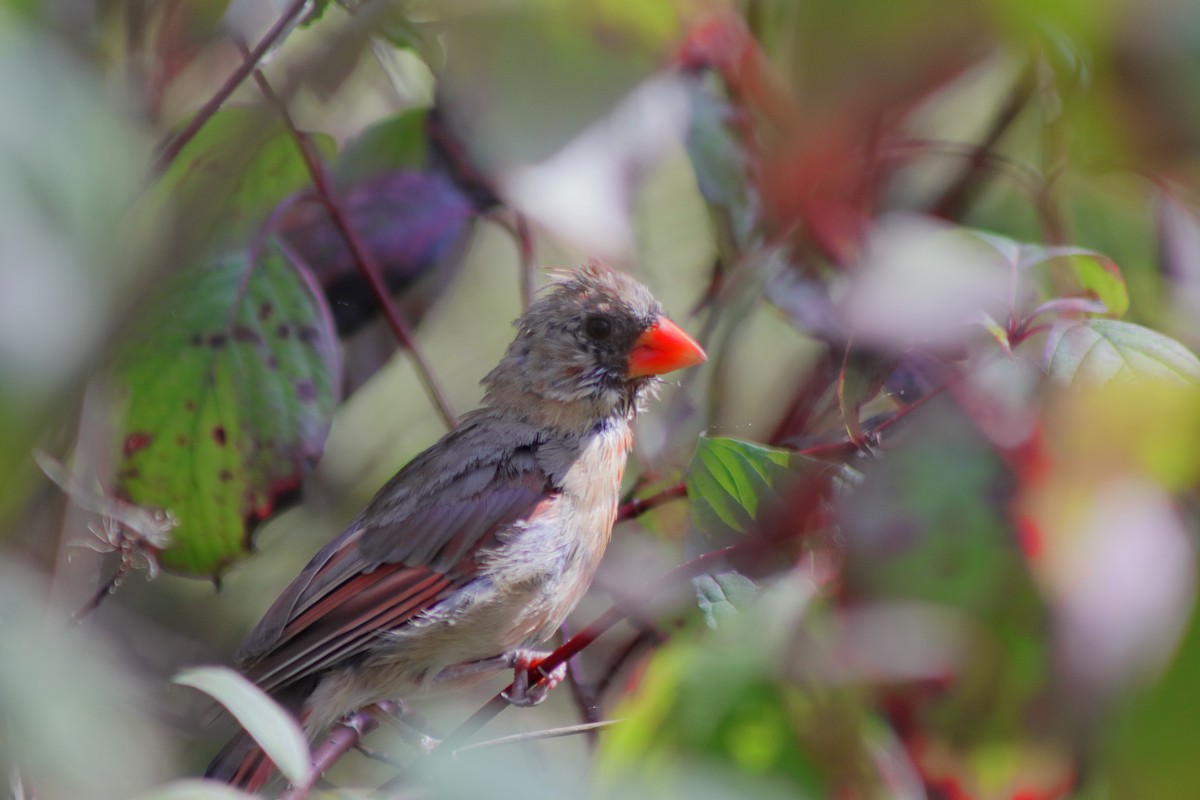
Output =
[{"x1": 206, "y1": 262, "x2": 705, "y2": 790}]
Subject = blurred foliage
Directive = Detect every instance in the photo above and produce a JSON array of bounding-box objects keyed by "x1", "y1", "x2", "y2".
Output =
[{"x1": 5, "y1": 1, "x2": 1200, "y2": 799}]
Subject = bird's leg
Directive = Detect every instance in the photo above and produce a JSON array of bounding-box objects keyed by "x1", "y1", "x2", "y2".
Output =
[
  {"x1": 434, "y1": 650, "x2": 567, "y2": 706},
  {"x1": 500, "y1": 650, "x2": 567, "y2": 708}
]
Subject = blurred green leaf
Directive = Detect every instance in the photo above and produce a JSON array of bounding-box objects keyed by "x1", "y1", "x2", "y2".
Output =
[
  {"x1": 1045, "y1": 319, "x2": 1200, "y2": 385},
  {"x1": 334, "y1": 109, "x2": 430, "y2": 185},
  {"x1": 694, "y1": 571, "x2": 760, "y2": 629},
  {"x1": 0, "y1": 563, "x2": 170, "y2": 798},
  {"x1": 1107, "y1": 603, "x2": 1200, "y2": 799},
  {"x1": 113, "y1": 243, "x2": 340, "y2": 576},
  {"x1": 153, "y1": 107, "x2": 335, "y2": 254},
  {"x1": 0, "y1": 11, "x2": 156, "y2": 524},
  {"x1": 599, "y1": 578, "x2": 875, "y2": 798},
  {"x1": 175, "y1": 666, "x2": 310, "y2": 785},
  {"x1": 1019, "y1": 245, "x2": 1129, "y2": 318},
  {"x1": 685, "y1": 76, "x2": 760, "y2": 250},
  {"x1": 840, "y1": 401, "x2": 1052, "y2": 742}
]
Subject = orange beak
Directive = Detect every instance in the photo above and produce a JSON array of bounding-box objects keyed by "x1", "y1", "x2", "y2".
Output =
[{"x1": 626, "y1": 317, "x2": 707, "y2": 378}]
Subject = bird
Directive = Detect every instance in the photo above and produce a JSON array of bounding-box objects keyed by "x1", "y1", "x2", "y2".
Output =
[{"x1": 205, "y1": 261, "x2": 706, "y2": 791}]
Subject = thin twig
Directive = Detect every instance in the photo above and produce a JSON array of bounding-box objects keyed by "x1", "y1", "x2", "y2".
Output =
[
  {"x1": 615, "y1": 483, "x2": 687, "y2": 521},
  {"x1": 929, "y1": 64, "x2": 1036, "y2": 220},
  {"x1": 241, "y1": 45, "x2": 459, "y2": 428},
  {"x1": 516, "y1": 214, "x2": 536, "y2": 309},
  {"x1": 69, "y1": 563, "x2": 128, "y2": 625},
  {"x1": 453, "y1": 720, "x2": 622, "y2": 756},
  {"x1": 150, "y1": 0, "x2": 312, "y2": 177}
]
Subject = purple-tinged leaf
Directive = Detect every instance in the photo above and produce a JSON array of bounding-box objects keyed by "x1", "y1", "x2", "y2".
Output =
[{"x1": 276, "y1": 170, "x2": 476, "y2": 337}]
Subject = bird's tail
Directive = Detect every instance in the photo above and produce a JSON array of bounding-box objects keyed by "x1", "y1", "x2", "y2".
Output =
[
  {"x1": 204, "y1": 682, "x2": 311, "y2": 793},
  {"x1": 205, "y1": 729, "x2": 279, "y2": 793}
]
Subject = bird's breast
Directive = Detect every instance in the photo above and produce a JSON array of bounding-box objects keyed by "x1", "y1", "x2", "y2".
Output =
[{"x1": 481, "y1": 420, "x2": 633, "y2": 646}]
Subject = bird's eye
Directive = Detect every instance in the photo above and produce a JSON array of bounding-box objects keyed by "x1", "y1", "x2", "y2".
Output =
[{"x1": 584, "y1": 315, "x2": 612, "y2": 341}]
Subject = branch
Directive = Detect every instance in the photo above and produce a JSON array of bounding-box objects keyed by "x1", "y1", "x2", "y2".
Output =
[
  {"x1": 242, "y1": 45, "x2": 459, "y2": 429},
  {"x1": 150, "y1": 0, "x2": 311, "y2": 177},
  {"x1": 515, "y1": 214, "x2": 536, "y2": 310},
  {"x1": 280, "y1": 707, "x2": 382, "y2": 800},
  {"x1": 928, "y1": 64, "x2": 1036, "y2": 220},
  {"x1": 616, "y1": 482, "x2": 687, "y2": 521}
]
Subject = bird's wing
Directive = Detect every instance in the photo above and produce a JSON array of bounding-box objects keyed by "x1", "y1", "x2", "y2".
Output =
[{"x1": 235, "y1": 423, "x2": 556, "y2": 694}]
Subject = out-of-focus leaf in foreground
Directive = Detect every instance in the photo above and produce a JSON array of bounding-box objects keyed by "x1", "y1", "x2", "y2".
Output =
[
  {"x1": 174, "y1": 666, "x2": 309, "y2": 786},
  {"x1": 598, "y1": 577, "x2": 899, "y2": 798},
  {"x1": 0, "y1": 11, "x2": 155, "y2": 523},
  {"x1": 112, "y1": 244, "x2": 340, "y2": 576},
  {"x1": 152, "y1": 106, "x2": 336, "y2": 256},
  {"x1": 841, "y1": 400, "x2": 1062, "y2": 792},
  {"x1": 0, "y1": 563, "x2": 170, "y2": 798}
]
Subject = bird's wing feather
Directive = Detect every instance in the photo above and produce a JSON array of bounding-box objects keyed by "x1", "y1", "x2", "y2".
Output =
[{"x1": 235, "y1": 424, "x2": 555, "y2": 693}]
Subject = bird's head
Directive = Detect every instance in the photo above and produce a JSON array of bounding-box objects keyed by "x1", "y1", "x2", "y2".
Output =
[{"x1": 482, "y1": 262, "x2": 706, "y2": 430}]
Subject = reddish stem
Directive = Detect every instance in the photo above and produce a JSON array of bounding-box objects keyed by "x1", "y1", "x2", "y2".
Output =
[
  {"x1": 616, "y1": 483, "x2": 688, "y2": 521},
  {"x1": 516, "y1": 214, "x2": 536, "y2": 310},
  {"x1": 150, "y1": 0, "x2": 311, "y2": 177},
  {"x1": 280, "y1": 707, "x2": 383, "y2": 800},
  {"x1": 243, "y1": 49, "x2": 459, "y2": 429}
]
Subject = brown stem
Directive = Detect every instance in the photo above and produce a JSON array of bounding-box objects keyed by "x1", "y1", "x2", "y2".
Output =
[
  {"x1": 280, "y1": 707, "x2": 382, "y2": 800},
  {"x1": 616, "y1": 483, "x2": 688, "y2": 521},
  {"x1": 150, "y1": 0, "x2": 311, "y2": 177},
  {"x1": 516, "y1": 214, "x2": 536, "y2": 310},
  {"x1": 929, "y1": 65, "x2": 1036, "y2": 220},
  {"x1": 242, "y1": 46, "x2": 459, "y2": 429}
]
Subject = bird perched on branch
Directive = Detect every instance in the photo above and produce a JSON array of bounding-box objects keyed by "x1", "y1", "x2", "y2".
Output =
[{"x1": 206, "y1": 262, "x2": 706, "y2": 791}]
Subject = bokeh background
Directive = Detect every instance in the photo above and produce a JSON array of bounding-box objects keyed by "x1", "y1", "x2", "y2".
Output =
[{"x1": 5, "y1": 1, "x2": 1200, "y2": 798}]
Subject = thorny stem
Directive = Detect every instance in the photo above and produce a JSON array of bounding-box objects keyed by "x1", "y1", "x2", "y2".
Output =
[
  {"x1": 241, "y1": 46, "x2": 459, "y2": 429},
  {"x1": 150, "y1": 0, "x2": 312, "y2": 177}
]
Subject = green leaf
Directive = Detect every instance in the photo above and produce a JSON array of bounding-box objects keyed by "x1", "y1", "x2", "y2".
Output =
[
  {"x1": 1019, "y1": 245, "x2": 1130, "y2": 318},
  {"x1": 685, "y1": 77, "x2": 760, "y2": 250},
  {"x1": 694, "y1": 571, "x2": 761, "y2": 629},
  {"x1": 334, "y1": 109, "x2": 430, "y2": 185},
  {"x1": 1045, "y1": 319, "x2": 1200, "y2": 386},
  {"x1": 686, "y1": 435, "x2": 799, "y2": 542},
  {"x1": 153, "y1": 107, "x2": 336, "y2": 253},
  {"x1": 112, "y1": 243, "x2": 340, "y2": 576},
  {"x1": 598, "y1": 578, "x2": 840, "y2": 798},
  {"x1": 1107, "y1": 603, "x2": 1200, "y2": 799},
  {"x1": 132, "y1": 780, "x2": 259, "y2": 800},
  {"x1": 174, "y1": 667, "x2": 310, "y2": 786},
  {"x1": 685, "y1": 436, "x2": 807, "y2": 622}
]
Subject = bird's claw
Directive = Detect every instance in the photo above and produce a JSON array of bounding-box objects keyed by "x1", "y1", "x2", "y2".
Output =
[{"x1": 501, "y1": 650, "x2": 566, "y2": 707}]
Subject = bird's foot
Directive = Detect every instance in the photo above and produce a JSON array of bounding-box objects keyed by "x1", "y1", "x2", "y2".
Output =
[{"x1": 500, "y1": 649, "x2": 566, "y2": 707}]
